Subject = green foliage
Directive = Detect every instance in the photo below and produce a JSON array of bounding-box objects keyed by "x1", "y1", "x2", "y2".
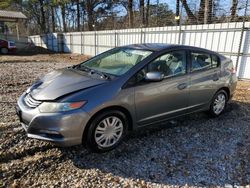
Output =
[{"x1": 0, "y1": 0, "x2": 12, "y2": 9}]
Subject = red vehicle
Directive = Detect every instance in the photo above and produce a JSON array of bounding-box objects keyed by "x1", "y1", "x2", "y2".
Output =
[{"x1": 0, "y1": 39, "x2": 17, "y2": 54}]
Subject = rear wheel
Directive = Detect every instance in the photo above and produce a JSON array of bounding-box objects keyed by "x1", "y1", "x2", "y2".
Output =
[
  {"x1": 85, "y1": 110, "x2": 128, "y2": 152},
  {"x1": 0, "y1": 48, "x2": 8, "y2": 54},
  {"x1": 209, "y1": 90, "x2": 228, "y2": 117}
]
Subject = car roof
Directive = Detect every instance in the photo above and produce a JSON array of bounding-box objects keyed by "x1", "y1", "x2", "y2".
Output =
[
  {"x1": 0, "y1": 39, "x2": 7, "y2": 42},
  {"x1": 123, "y1": 43, "x2": 175, "y2": 51},
  {"x1": 123, "y1": 43, "x2": 220, "y2": 55}
]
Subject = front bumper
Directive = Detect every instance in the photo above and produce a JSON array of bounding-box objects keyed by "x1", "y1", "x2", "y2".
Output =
[{"x1": 16, "y1": 93, "x2": 90, "y2": 146}]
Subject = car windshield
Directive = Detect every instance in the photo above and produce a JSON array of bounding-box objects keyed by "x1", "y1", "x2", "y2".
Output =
[{"x1": 79, "y1": 48, "x2": 152, "y2": 76}]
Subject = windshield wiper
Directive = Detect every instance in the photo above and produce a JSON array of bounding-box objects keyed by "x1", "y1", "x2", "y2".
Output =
[
  {"x1": 90, "y1": 69, "x2": 110, "y2": 80},
  {"x1": 72, "y1": 64, "x2": 110, "y2": 80},
  {"x1": 72, "y1": 64, "x2": 91, "y2": 72}
]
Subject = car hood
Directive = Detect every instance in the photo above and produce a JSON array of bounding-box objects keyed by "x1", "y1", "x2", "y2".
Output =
[{"x1": 30, "y1": 68, "x2": 107, "y2": 101}]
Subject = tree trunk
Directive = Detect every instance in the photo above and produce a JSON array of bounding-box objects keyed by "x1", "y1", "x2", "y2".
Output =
[
  {"x1": 230, "y1": 0, "x2": 238, "y2": 21},
  {"x1": 139, "y1": 0, "x2": 145, "y2": 26},
  {"x1": 204, "y1": 0, "x2": 212, "y2": 24},
  {"x1": 145, "y1": 0, "x2": 150, "y2": 26},
  {"x1": 80, "y1": 1, "x2": 85, "y2": 31},
  {"x1": 61, "y1": 4, "x2": 67, "y2": 32},
  {"x1": 128, "y1": 0, "x2": 133, "y2": 28},
  {"x1": 39, "y1": 0, "x2": 46, "y2": 33},
  {"x1": 198, "y1": 0, "x2": 205, "y2": 23},
  {"x1": 77, "y1": 0, "x2": 80, "y2": 31},
  {"x1": 86, "y1": 0, "x2": 94, "y2": 31},
  {"x1": 176, "y1": 0, "x2": 180, "y2": 25},
  {"x1": 180, "y1": 0, "x2": 197, "y2": 24},
  {"x1": 51, "y1": 6, "x2": 55, "y2": 32}
]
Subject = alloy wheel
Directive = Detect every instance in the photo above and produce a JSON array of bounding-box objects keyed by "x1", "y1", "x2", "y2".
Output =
[
  {"x1": 213, "y1": 93, "x2": 226, "y2": 115},
  {"x1": 94, "y1": 116, "x2": 123, "y2": 148}
]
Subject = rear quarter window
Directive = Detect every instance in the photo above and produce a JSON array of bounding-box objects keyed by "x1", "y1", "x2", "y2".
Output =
[
  {"x1": 191, "y1": 52, "x2": 212, "y2": 72},
  {"x1": 211, "y1": 54, "x2": 220, "y2": 68},
  {"x1": 191, "y1": 51, "x2": 221, "y2": 72}
]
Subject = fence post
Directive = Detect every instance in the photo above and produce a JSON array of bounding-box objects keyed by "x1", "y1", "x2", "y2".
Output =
[
  {"x1": 114, "y1": 32, "x2": 117, "y2": 47},
  {"x1": 235, "y1": 0, "x2": 249, "y2": 74},
  {"x1": 58, "y1": 33, "x2": 64, "y2": 53},
  {"x1": 118, "y1": 32, "x2": 120, "y2": 46},
  {"x1": 51, "y1": 34, "x2": 54, "y2": 51},
  {"x1": 40, "y1": 35, "x2": 43, "y2": 47},
  {"x1": 69, "y1": 34, "x2": 71, "y2": 52},
  {"x1": 62, "y1": 34, "x2": 65, "y2": 53},
  {"x1": 58, "y1": 33, "x2": 62, "y2": 52},
  {"x1": 178, "y1": 25, "x2": 182, "y2": 44},
  {"x1": 140, "y1": 28, "x2": 143, "y2": 43},
  {"x1": 46, "y1": 34, "x2": 48, "y2": 49},
  {"x1": 57, "y1": 34, "x2": 60, "y2": 52},
  {"x1": 81, "y1": 32, "x2": 84, "y2": 55},
  {"x1": 94, "y1": 31, "x2": 97, "y2": 55}
]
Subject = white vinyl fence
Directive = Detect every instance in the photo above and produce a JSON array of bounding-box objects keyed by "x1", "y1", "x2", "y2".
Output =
[{"x1": 29, "y1": 22, "x2": 250, "y2": 79}]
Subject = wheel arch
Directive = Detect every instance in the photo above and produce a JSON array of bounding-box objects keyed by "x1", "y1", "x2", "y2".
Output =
[
  {"x1": 217, "y1": 87, "x2": 230, "y2": 100},
  {"x1": 82, "y1": 105, "x2": 133, "y2": 144}
]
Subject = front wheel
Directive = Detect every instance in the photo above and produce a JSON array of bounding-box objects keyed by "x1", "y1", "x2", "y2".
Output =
[
  {"x1": 209, "y1": 90, "x2": 228, "y2": 117},
  {"x1": 85, "y1": 110, "x2": 128, "y2": 152},
  {"x1": 1, "y1": 48, "x2": 8, "y2": 54}
]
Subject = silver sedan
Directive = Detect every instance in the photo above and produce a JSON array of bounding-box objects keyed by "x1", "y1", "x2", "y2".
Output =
[{"x1": 16, "y1": 44, "x2": 237, "y2": 152}]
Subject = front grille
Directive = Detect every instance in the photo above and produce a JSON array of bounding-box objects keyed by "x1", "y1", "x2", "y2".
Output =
[{"x1": 24, "y1": 93, "x2": 42, "y2": 108}]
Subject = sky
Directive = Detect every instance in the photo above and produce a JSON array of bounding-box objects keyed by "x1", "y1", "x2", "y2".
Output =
[{"x1": 139, "y1": 0, "x2": 248, "y2": 16}]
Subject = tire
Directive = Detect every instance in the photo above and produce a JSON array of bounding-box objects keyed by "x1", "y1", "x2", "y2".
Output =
[
  {"x1": 209, "y1": 90, "x2": 228, "y2": 117},
  {"x1": 85, "y1": 110, "x2": 128, "y2": 152},
  {"x1": 1, "y1": 48, "x2": 8, "y2": 54}
]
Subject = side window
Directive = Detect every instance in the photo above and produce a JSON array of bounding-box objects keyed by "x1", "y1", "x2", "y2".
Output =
[
  {"x1": 124, "y1": 50, "x2": 187, "y2": 88},
  {"x1": 147, "y1": 50, "x2": 187, "y2": 77},
  {"x1": 212, "y1": 54, "x2": 220, "y2": 68},
  {"x1": 191, "y1": 52, "x2": 212, "y2": 72}
]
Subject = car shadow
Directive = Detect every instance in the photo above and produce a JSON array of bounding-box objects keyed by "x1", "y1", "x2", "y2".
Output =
[{"x1": 59, "y1": 100, "x2": 250, "y2": 186}]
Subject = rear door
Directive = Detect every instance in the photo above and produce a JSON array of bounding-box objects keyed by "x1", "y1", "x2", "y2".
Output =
[
  {"x1": 188, "y1": 50, "x2": 221, "y2": 111},
  {"x1": 132, "y1": 50, "x2": 190, "y2": 126}
]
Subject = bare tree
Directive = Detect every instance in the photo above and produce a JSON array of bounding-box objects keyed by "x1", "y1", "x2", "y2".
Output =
[
  {"x1": 230, "y1": 0, "x2": 238, "y2": 21},
  {"x1": 145, "y1": 0, "x2": 150, "y2": 26},
  {"x1": 176, "y1": 0, "x2": 180, "y2": 25},
  {"x1": 76, "y1": 0, "x2": 80, "y2": 31},
  {"x1": 139, "y1": 0, "x2": 145, "y2": 26},
  {"x1": 198, "y1": 0, "x2": 205, "y2": 23},
  {"x1": 39, "y1": 0, "x2": 46, "y2": 32},
  {"x1": 85, "y1": 0, "x2": 95, "y2": 30},
  {"x1": 204, "y1": 0, "x2": 213, "y2": 24},
  {"x1": 180, "y1": 0, "x2": 198, "y2": 23},
  {"x1": 51, "y1": 6, "x2": 56, "y2": 32},
  {"x1": 128, "y1": 0, "x2": 133, "y2": 27},
  {"x1": 61, "y1": 3, "x2": 67, "y2": 32}
]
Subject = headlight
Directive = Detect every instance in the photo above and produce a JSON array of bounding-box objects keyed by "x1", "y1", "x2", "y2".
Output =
[{"x1": 38, "y1": 101, "x2": 86, "y2": 113}]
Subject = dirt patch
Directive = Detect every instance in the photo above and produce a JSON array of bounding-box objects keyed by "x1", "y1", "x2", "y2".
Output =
[
  {"x1": 0, "y1": 46, "x2": 90, "y2": 64},
  {"x1": 0, "y1": 60, "x2": 249, "y2": 187}
]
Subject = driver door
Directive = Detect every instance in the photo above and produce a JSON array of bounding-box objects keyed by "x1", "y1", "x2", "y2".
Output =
[{"x1": 134, "y1": 50, "x2": 190, "y2": 126}]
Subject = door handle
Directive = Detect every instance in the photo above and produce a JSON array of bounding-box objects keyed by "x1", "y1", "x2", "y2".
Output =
[
  {"x1": 212, "y1": 73, "x2": 219, "y2": 81},
  {"x1": 213, "y1": 77, "x2": 219, "y2": 81},
  {"x1": 178, "y1": 83, "x2": 187, "y2": 90}
]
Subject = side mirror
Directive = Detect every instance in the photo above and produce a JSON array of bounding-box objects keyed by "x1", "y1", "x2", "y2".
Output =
[{"x1": 145, "y1": 71, "x2": 164, "y2": 82}]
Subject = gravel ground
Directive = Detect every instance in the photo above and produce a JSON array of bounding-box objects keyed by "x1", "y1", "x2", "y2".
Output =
[{"x1": 0, "y1": 58, "x2": 250, "y2": 187}]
